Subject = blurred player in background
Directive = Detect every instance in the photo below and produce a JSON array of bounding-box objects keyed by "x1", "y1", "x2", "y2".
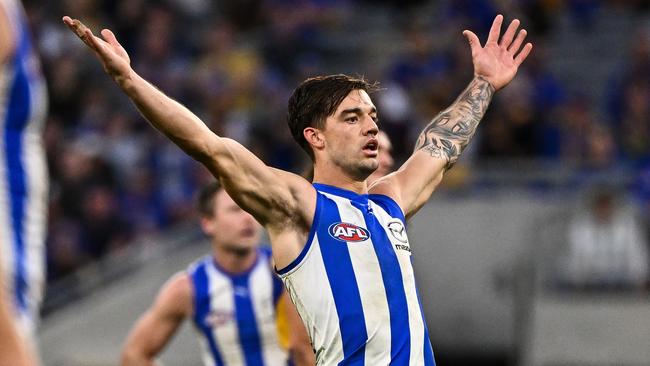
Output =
[
  {"x1": 64, "y1": 13, "x2": 530, "y2": 365},
  {"x1": 367, "y1": 130, "x2": 394, "y2": 185},
  {"x1": 121, "y1": 182, "x2": 314, "y2": 366},
  {"x1": 0, "y1": 0, "x2": 48, "y2": 364}
]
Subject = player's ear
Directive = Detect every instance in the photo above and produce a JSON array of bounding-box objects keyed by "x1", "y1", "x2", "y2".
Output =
[
  {"x1": 200, "y1": 216, "x2": 215, "y2": 236},
  {"x1": 304, "y1": 127, "x2": 325, "y2": 150}
]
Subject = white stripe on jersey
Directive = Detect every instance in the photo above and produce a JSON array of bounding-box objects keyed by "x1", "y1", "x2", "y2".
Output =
[
  {"x1": 204, "y1": 262, "x2": 246, "y2": 365},
  {"x1": 322, "y1": 192, "x2": 393, "y2": 366},
  {"x1": 20, "y1": 47, "x2": 48, "y2": 337},
  {"x1": 372, "y1": 202, "x2": 426, "y2": 365},
  {"x1": 197, "y1": 336, "x2": 214, "y2": 366},
  {"x1": 248, "y1": 257, "x2": 285, "y2": 364},
  {"x1": 282, "y1": 236, "x2": 344, "y2": 365}
]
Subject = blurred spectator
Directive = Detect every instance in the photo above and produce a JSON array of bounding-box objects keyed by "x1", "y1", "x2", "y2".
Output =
[{"x1": 559, "y1": 189, "x2": 649, "y2": 290}]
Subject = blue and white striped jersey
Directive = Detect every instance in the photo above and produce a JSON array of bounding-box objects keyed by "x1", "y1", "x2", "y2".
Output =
[
  {"x1": 277, "y1": 183, "x2": 436, "y2": 365},
  {"x1": 188, "y1": 247, "x2": 289, "y2": 366},
  {"x1": 0, "y1": 0, "x2": 48, "y2": 337}
]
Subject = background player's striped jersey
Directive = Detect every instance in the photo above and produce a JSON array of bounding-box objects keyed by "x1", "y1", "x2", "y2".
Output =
[
  {"x1": 0, "y1": 0, "x2": 48, "y2": 337},
  {"x1": 189, "y1": 247, "x2": 289, "y2": 366},
  {"x1": 278, "y1": 183, "x2": 436, "y2": 365}
]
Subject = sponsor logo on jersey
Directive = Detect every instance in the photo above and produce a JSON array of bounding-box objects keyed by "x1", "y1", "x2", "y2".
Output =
[
  {"x1": 387, "y1": 220, "x2": 408, "y2": 244},
  {"x1": 205, "y1": 309, "x2": 233, "y2": 327},
  {"x1": 328, "y1": 222, "x2": 371, "y2": 242},
  {"x1": 233, "y1": 286, "x2": 249, "y2": 297}
]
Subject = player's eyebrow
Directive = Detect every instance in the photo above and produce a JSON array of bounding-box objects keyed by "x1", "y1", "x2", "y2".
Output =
[{"x1": 339, "y1": 106, "x2": 377, "y2": 116}]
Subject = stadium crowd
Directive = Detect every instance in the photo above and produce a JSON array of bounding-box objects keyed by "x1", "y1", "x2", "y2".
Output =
[{"x1": 19, "y1": 0, "x2": 650, "y2": 283}]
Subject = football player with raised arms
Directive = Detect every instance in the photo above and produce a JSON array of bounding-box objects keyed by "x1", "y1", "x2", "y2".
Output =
[{"x1": 63, "y1": 13, "x2": 531, "y2": 365}]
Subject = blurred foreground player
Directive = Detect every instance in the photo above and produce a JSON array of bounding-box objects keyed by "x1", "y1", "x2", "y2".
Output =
[
  {"x1": 121, "y1": 182, "x2": 314, "y2": 366},
  {"x1": 0, "y1": 0, "x2": 48, "y2": 364},
  {"x1": 65, "y1": 13, "x2": 531, "y2": 365}
]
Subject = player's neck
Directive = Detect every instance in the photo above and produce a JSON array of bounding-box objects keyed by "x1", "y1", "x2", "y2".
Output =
[
  {"x1": 212, "y1": 245, "x2": 257, "y2": 275},
  {"x1": 312, "y1": 165, "x2": 368, "y2": 194}
]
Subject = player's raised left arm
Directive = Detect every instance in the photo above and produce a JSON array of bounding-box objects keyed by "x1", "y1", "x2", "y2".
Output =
[{"x1": 374, "y1": 15, "x2": 532, "y2": 218}]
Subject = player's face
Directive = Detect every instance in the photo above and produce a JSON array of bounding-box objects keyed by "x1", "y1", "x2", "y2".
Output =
[
  {"x1": 322, "y1": 89, "x2": 380, "y2": 180},
  {"x1": 367, "y1": 131, "x2": 394, "y2": 183},
  {"x1": 207, "y1": 190, "x2": 262, "y2": 251}
]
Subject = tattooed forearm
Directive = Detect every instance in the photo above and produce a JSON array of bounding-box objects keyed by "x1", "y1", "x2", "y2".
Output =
[{"x1": 414, "y1": 76, "x2": 495, "y2": 169}]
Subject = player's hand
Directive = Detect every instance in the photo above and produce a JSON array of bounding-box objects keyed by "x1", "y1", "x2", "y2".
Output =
[
  {"x1": 62, "y1": 16, "x2": 132, "y2": 85},
  {"x1": 463, "y1": 14, "x2": 532, "y2": 91}
]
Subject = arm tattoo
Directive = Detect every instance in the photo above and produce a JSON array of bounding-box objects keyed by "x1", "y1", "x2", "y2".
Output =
[{"x1": 414, "y1": 76, "x2": 495, "y2": 169}]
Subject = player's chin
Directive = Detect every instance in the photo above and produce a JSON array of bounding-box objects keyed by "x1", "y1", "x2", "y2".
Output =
[{"x1": 357, "y1": 160, "x2": 378, "y2": 177}]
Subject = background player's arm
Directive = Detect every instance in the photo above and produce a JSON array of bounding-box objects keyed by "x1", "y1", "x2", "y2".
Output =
[
  {"x1": 281, "y1": 292, "x2": 315, "y2": 365},
  {"x1": 120, "y1": 273, "x2": 192, "y2": 366},
  {"x1": 372, "y1": 15, "x2": 532, "y2": 218},
  {"x1": 61, "y1": 17, "x2": 314, "y2": 234}
]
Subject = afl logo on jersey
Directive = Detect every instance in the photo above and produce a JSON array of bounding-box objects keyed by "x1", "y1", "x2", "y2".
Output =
[{"x1": 328, "y1": 222, "x2": 371, "y2": 242}]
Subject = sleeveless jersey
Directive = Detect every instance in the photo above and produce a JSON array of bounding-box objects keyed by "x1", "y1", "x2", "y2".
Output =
[
  {"x1": 277, "y1": 183, "x2": 436, "y2": 365},
  {"x1": 0, "y1": 0, "x2": 48, "y2": 336},
  {"x1": 188, "y1": 247, "x2": 290, "y2": 366}
]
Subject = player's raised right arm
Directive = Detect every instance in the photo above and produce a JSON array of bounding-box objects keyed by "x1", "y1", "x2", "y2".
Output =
[{"x1": 61, "y1": 17, "x2": 312, "y2": 226}]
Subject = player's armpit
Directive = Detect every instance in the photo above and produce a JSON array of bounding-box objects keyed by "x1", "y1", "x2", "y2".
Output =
[
  {"x1": 207, "y1": 139, "x2": 316, "y2": 229},
  {"x1": 369, "y1": 154, "x2": 446, "y2": 220},
  {"x1": 120, "y1": 273, "x2": 192, "y2": 366}
]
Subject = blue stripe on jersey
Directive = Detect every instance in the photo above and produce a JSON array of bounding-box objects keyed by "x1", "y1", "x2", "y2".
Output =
[
  {"x1": 232, "y1": 275, "x2": 264, "y2": 366},
  {"x1": 4, "y1": 32, "x2": 32, "y2": 312},
  {"x1": 354, "y1": 199, "x2": 411, "y2": 364},
  {"x1": 192, "y1": 262, "x2": 225, "y2": 366},
  {"x1": 368, "y1": 194, "x2": 406, "y2": 224},
  {"x1": 318, "y1": 193, "x2": 367, "y2": 364}
]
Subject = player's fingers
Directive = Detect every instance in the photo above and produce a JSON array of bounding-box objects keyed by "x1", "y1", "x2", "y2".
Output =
[
  {"x1": 514, "y1": 43, "x2": 533, "y2": 66},
  {"x1": 100, "y1": 29, "x2": 121, "y2": 49},
  {"x1": 486, "y1": 14, "x2": 503, "y2": 45},
  {"x1": 463, "y1": 30, "x2": 482, "y2": 57},
  {"x1": 508, "y1": 29, "x2": 527, "y2": 54},
  {"x1": 83, "y1": 29, "x2": 101, "y2": 51},
  {"x1": 63, "y1": 17, "x2": 96, "y2": 49},
  {"x1": 499, "y1": 19, "x2": 520, "y2": 49}
]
